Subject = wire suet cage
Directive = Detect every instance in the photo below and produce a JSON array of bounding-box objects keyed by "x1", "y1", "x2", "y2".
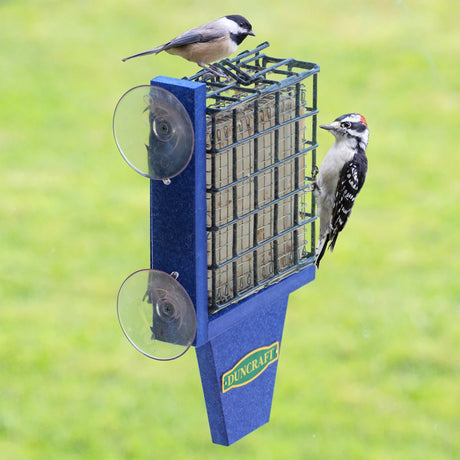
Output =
[{"x1": 187, "y1": 42, "x2": 319, "y2": 312}]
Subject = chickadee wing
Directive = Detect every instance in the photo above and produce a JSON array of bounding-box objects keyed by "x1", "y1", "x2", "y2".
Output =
[{"x1": 163, "y1": 25, "x2": 224, "y2": 50}]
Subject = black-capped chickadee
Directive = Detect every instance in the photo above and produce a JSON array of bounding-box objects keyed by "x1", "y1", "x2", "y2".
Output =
[{"x1": 122, "y1": 15, "x2": 255, "y2": 76}]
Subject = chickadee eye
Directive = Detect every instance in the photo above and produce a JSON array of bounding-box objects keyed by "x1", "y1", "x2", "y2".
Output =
[{"x1": 341, "y1": 121, "x2": 351, "y2": 128}]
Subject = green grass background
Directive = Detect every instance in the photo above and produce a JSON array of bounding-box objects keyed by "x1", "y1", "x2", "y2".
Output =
[{"x1": 1, "y1": 0, "x2": 459, "y2": 458}]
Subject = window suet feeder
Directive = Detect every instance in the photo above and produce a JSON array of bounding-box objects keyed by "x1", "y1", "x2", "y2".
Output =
[{"x1": 113, "y1": 42, "x2": 320, "y2": 445}]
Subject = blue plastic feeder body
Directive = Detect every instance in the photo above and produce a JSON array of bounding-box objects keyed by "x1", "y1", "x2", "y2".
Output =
[
  {"x1": 150, "y1": 67, "x2": 317, "y2": 445},
  {"x1": 149, "y1": 77, "x2": 209, "y2": 346}
]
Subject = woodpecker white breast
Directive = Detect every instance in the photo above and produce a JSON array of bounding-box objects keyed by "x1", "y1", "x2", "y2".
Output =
[{"x1": 314, "y1": 113, "x2": 369, "y2": 268}]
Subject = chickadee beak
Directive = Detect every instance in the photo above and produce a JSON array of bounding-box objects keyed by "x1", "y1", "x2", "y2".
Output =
[{"x1": 248, "y1": 30, "x2": 256, "y2": 36}]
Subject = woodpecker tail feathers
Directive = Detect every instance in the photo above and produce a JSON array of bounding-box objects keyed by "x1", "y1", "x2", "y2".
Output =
[
  {"x1": 315, "y1": 227, "x2": 341, "y2": 268},
  {"x1": 328, "y1": 230, "x2": 340, "y2": 254},
  {"x1": 314, "y1": 234, "x2": 330, "y2": 268}
]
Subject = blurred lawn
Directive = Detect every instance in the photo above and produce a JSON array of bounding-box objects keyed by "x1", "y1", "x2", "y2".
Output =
[{"x1": 1, "y1": 0, "x2": 459, "y2": 458}]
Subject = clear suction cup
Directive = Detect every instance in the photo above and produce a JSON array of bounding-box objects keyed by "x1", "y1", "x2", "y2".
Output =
[
  {"x1": 113, "y1": 85, "x2": 194, "y2": 181},
  {"x1": 117, "y1": 269, "x2": 196, "y2": 360}
]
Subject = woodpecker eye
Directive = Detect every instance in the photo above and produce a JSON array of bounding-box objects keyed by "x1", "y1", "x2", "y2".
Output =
[{"x1": 340, "y1": 121, "x2": 351, "y2": 129}]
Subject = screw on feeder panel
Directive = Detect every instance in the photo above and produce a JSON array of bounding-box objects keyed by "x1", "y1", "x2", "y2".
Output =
[{"x1": 187, "y1": 42, "x2": 319, "y2": 312}]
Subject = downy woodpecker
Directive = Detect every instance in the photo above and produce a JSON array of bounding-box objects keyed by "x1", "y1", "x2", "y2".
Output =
[{"x1": 314, "y1": 113, "x2": 369, "y2": 268}]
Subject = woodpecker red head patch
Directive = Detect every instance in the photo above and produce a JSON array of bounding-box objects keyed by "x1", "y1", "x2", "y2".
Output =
[{"x1": 359, "y1": 114, "x2": 367, "y2": 126}]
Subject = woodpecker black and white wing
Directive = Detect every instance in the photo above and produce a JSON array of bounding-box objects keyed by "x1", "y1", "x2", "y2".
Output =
[{"x1": 329, "y1": 156, "x2": 367, "y2": 252}]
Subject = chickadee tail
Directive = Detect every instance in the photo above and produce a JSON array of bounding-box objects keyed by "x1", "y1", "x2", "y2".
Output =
[{"x1": 121, "y1": 46, "x2": 164, "y2": 62}]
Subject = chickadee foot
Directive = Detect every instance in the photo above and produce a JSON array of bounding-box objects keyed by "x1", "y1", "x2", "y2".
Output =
[
  {"x1": 199, "y1": 64, "x2": 228, "y2": 79},
  {"x1": 202, "y1": 71, "x2": 219, "y2": 79},
  {"x1": 209, "y1": 65, "x2": 229, "y2": 78},
  {"x1": 201, "y1": 71, "x2": 231, "y2": 81}
]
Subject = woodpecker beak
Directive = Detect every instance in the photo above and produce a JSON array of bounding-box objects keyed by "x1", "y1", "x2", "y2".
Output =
[{"x1": 320, "y1": 122, "x2": 338, "y2": 131}]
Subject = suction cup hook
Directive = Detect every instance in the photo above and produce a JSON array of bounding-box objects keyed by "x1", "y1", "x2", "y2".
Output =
[
  {"x1": 113, "y1": 85, "x2": 194, "y2": 181},
  {"x1": 117, "y1": 269, "x2": 196, "y2": 360}
]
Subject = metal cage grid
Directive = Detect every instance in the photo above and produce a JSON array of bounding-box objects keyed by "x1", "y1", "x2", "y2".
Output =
[{"x1": 188, "y1": 42, "x2": 319, "y2": 313}]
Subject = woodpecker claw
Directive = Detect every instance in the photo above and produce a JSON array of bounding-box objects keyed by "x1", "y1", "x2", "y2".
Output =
[
  {"x1": 308, "y1": 166, "x2": 319, "y2": 191},
  {"x1": 311, "y1": 165, "x2": 319, "y2": 179}
]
